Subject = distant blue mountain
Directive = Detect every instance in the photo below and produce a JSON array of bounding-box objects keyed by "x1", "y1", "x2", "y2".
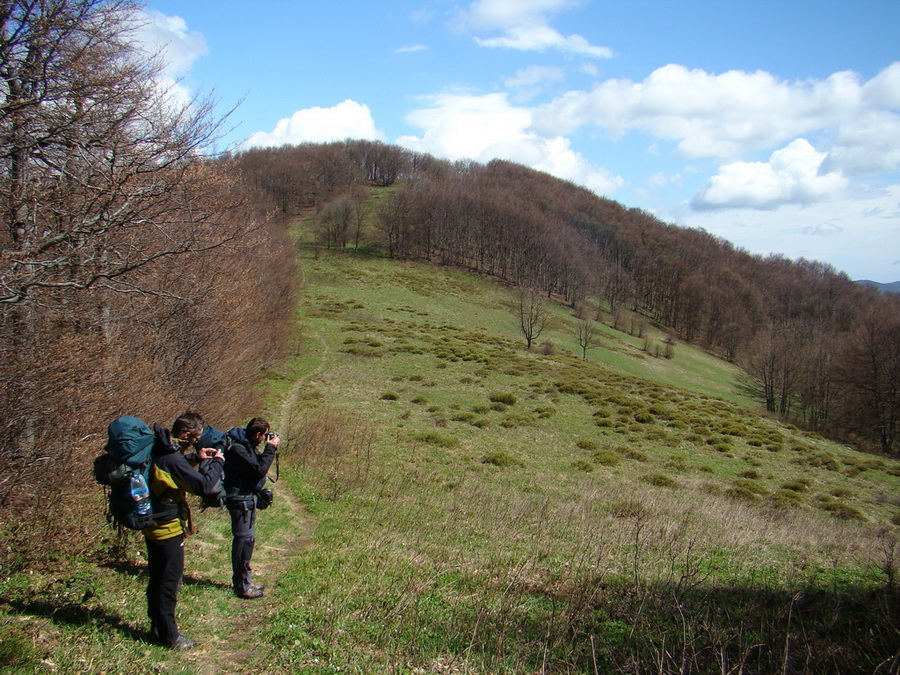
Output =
[{"x1": 856, "y1": 280, "x2": 900, "y2": 294}]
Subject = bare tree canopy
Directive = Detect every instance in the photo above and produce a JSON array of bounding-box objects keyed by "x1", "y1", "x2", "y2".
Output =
[
  {"x1": 0, "y1": 0, "x2": 240, "y2": 307},
  {"x1": 0, "y1": 1, "x2": 298, "y2": 568}
]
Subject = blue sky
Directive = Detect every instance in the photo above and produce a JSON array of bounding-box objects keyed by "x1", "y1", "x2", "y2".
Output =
[{"x1": 143, "y1": 0, "x2": 900, "y2": 282}]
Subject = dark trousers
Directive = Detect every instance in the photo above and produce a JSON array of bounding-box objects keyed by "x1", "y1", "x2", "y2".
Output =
[
  {"x1": 145, "y1": 534, "x2": 184, "y2": 645},
  {"x1": 226, "y1": 496, "x2": 257, "y2": 591}
]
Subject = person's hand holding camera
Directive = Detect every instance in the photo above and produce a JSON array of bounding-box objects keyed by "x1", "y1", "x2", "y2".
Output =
[
  {"x1": 198, "y1": 446, "x2": 224, "y2": 461},
  {"x1": 265, "y1": 432, "x2": 281, "y2": 449}
]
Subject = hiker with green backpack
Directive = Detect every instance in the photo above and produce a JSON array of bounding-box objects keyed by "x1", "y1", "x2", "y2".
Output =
[
  {"x1": 96, "y1": 412, "x2": 224, "y2": 648},
  {"x1": 142, "y1": 412, "x2": 224, "y2": 649}
]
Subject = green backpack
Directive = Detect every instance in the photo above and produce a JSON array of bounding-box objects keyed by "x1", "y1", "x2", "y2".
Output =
[{"x1": 92, "y1": 416, "x2": 177, "y2": 530}]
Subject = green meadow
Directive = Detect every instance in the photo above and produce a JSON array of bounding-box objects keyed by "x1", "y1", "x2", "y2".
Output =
[
  {"x1": 2, "y1": 248, "x2": 897, "y2": 674},
  {"x1": 262, "y1": 250, "x2": 899, "y2": 673}
]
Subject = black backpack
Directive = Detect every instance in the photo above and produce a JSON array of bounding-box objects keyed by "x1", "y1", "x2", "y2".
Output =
[
  {"x1": 93, "y1": 416, "x2": 177, "y2": 530},
  {"x1": 194, "y1": 426, "x2": 229, "y2": 509}
]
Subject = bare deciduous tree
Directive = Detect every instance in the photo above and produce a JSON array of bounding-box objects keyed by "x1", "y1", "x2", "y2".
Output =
[
  {"x1": 575, "y1": 319, "x2": 599, "y2": 360},
  {"x1": 0, "y1": 0, "x2": 241, "y2": 307},
  {"x1": 512, "y1": 286, "x2": 550, "y2": 350}
]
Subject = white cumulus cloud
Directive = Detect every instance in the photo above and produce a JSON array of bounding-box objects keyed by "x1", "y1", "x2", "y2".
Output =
[
  {"x1": 533, "y1": 62, "x2": 900, "y2": 168},
  {"x1": 396, "y1": 92, "x2": 624, "y2": 196},
  {"x1": 136, "y1": 10, "x2": 208, "y2": 78},
  {"x1": 457, "y1": 0, "x2": 611, "y2": 58},
  {"x1": 242, "y1": 100, "x2": 385, "y2": 148},
  {"x1": 693, "y1": 139, "x2": 848, "y2": 210},
  {"x1": 133, "y1": 10, "x2": 209, "y2": 109}
]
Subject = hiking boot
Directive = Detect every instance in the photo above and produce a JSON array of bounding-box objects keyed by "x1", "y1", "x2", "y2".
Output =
[
  {"x1": 167, "y1": 633, "x2": 197, "y2": 650},
  {"x1": 235, "y1": 584, "x2": 264, "y2": 599}
]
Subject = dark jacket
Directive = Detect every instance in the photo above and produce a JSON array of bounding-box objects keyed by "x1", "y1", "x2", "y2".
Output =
[
  {"x1": 145, "y1": 423, "x2": 224, "y2": 540},
  {"x1": 223, "y1": 426, "x2": 277, "y2": 497}
]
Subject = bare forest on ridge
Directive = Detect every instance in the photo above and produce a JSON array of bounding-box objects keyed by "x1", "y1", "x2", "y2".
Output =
[
  {"x1": 233, "y1": 140, "x2": 900, "y2": 456},
  {"x1": 1, "y1": 0, "x2": 898, "y2": 581}
]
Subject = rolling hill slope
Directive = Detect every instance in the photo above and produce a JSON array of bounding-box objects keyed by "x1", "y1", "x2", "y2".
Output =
[
  {"x1": 258, "y1": 248, "x2": 900, "y2": 673},
  {"x1": 5, "y1": 247, "x2": 897, "y2": 674}
]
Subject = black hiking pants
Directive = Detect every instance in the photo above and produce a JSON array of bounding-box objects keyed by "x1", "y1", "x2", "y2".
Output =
[
  {"x1": 145, "y1": 533, "x2": 184, "y2": 645},
  {"x1": 226, "y1": 495, "x2": 257, "y2": 592}
]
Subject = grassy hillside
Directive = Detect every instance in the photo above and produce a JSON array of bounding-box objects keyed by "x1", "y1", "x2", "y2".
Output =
[{"x1": 2, "y1": 248, "x2": 898, "y2": 674}]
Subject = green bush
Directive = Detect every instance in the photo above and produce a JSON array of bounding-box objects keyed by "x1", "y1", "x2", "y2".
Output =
[
  {"x1": 414, "y1": 431, "x2": 459, "y2": 448},
  {"x1": 380, "y1": 391, "x2": 399, "y2": 401},
  {"x1": 576, "y1": 440, "x2": 599, "y2": 452},
  {"x1": 481, "y1": 451, "x2": 524, "y2": 468},
  {"x1": 633, "y1": 410, "x2": 653, "y2": 424},
  {"x1": 769, "y1": 489, "x2": 804, "y2": 508},
  {"x1": 815, "y1": 499, "x2": 866, "y2": 521},
  {"x1": 574, "y1": 459, "x2": 594, "y2": 473},
  {"x1": 733, "y1": 478, "x2": 768, "y2": 495},
  {"x1": 592, "y1": 450, "x2": 621, "y2": 467},
  {"x1": 725, "y1": 485, "x2": 761, "y2": 503},
  {"x1": 643, "y1": 472, "x2": 677, "y2": 488},
  {"x1": 489, "y1": 392, "x2": 517, "y2": 406},
  {"x1": 780, "y1": 479, "x2": 810, "y2": 493},
  {"x1": 500, "y1": 413, "x2": 536, "y2": 428}
]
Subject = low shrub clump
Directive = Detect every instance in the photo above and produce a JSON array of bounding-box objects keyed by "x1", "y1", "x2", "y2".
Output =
[
  {"x1": 643, "y1": 472, "x2": 677, "y2": 488},
  {"x1": 415, "y1": 431, "x2": 460, "y2": 448},
  {"x1": 780, "y1": 479, "x2": 810, "y2": 492},
  {"x1": 592, "y1": 449, "x2": 621, "y2": 467},
  {"x1": 489, "y1": 392, "x2": 517, "y2": 406},
  {"x1": 481, "y1": 451, "x2": 525, "y2": 468}
]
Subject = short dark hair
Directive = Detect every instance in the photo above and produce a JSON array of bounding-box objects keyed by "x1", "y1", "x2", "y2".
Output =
[
  {"x1": 172, "y1": 411, "x2": 204, "y2": 437},
  {"x1": 246, "y1": 417, "x2": 270, "y2": 437}
]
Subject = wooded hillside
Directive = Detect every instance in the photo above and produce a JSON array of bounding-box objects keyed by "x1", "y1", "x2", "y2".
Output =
[{"x1": 233, "y1": 140, "x2": 900, "y2": 456}]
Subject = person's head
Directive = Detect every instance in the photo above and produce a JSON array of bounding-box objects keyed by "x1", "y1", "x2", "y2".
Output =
[
  {"x1": 246, "y1": 417, "x2": 270, "y2": 445},
  {"x1": 172, "y1": 411, "x2": 205, "y2": 444}
]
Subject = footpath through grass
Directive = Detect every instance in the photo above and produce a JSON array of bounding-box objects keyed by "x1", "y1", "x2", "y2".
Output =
[{"x1": 2, "y1": 249, "x2": 898, "y2": 673}]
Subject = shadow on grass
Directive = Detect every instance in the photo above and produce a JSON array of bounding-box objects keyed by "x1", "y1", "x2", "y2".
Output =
[
  {"x1": 445, "y1": 579, "x2": 900, "y2": 674},
  {"x1": 98, "y1": 558, "x2": 232, "y2": 591},
  {"x1": 0, "y1": 593, "x2": 155, "y2": 644},
  {"x1": 0, "y1": 565, "x2": 233, "y2": 649}
]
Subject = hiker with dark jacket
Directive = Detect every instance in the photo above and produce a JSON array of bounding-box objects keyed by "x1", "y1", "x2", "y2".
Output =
[
  {"x1": 145, "y1": 411, "x2": 224, "y2": 650},
  {"x1": 224, "y1": 417, "x2": 279, "y2": 599}
]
